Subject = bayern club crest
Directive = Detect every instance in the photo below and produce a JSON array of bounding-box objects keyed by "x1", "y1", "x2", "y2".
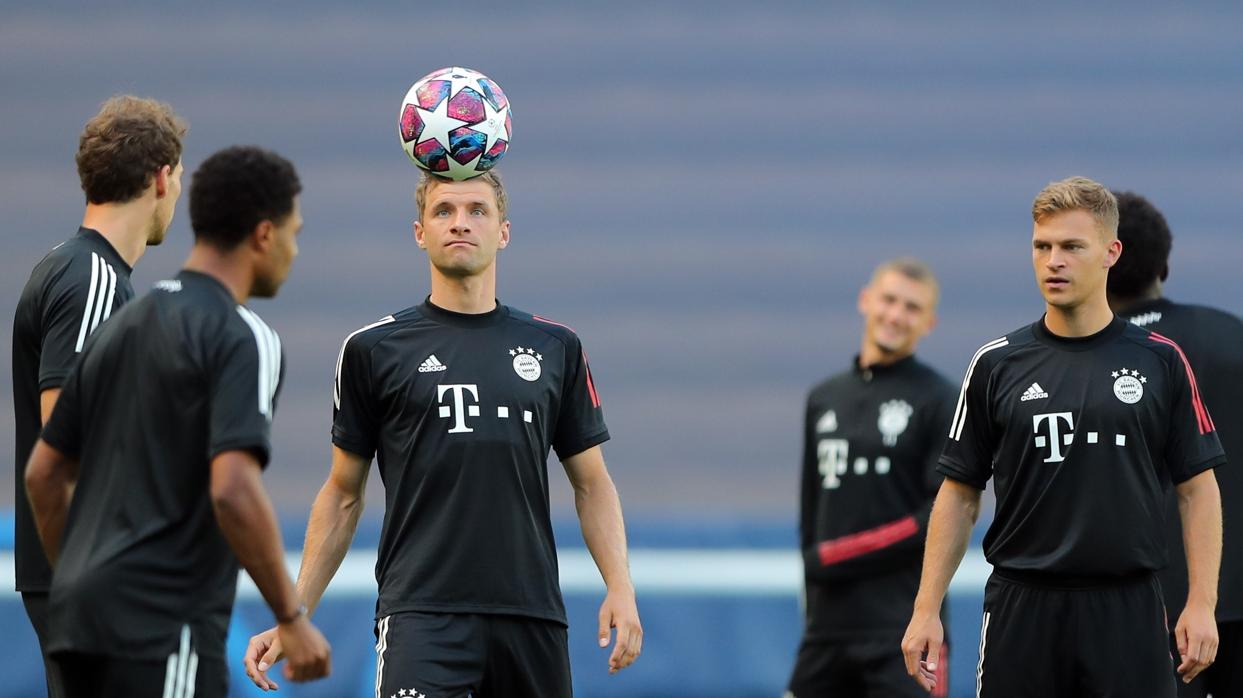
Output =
[
  {"x1": 398, "y1": 66, "x2": 512, "y2": 180},
  {"x1": 877, "y1": 399, "x2": 913, "y2": 446},
  {"x1": 509, "y1": 346, "x2": 542, "y2": 381},
  {"x1": 1111, "y1": 367, "x2": 1146, "y2": 404}
]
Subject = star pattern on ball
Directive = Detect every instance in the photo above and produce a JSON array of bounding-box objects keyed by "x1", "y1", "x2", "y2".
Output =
[
  {"x1": 429, "y1": 68, "x2": 484, "y2": 101},
  {"x1": 414, "y1": 96, "x2": 471, "y2": 151},
  {"x1": 400, "y1": 67, "x2": 511, "y2": 180},
  {"x1": 440, "y1": 152, "x2": 486, "y2": 180},
  {"x1": 480, "y1": 97, "x2": 510, "y2": 145}
]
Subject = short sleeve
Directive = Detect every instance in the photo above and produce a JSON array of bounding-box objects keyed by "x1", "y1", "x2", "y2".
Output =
[
  {"x1": 39, "y1": 252, "x2": 124, "y2": 390},
  {"x1": 937, "y1": 356, "x2": 996, "y2": 490},
  {"x1": 552, "y1": 336, "x2": 610, "y2": 460},
  {"x1": 1159, "y1": 341, "x2": 1226, "y2": 484},
  {"x1": 39, "y1": 361, "x2": 86, "y2": 457},
  {"x1": 209, "y1": 321, "x2": 281, "y2": 467},
  {"x1": 923, "y1": 384, "x2": 958, "y2": 493},
  {"x1": 332, "y1": 334, "x2": 380, "y2": 459}
]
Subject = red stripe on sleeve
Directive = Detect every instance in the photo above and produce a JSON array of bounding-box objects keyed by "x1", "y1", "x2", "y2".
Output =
[
  {"x1": 817, "y1": 515, "x2": 919, "y2": 566},
  {"x1": 532, "y1": 314, "x2": 601, "y2": 408},
  {"x1": 582, "y1": 351, "x2": 600, "y2": 408},
  {"x1": 1149, "y1": 332, "x2": 1215, "y2": 434}
]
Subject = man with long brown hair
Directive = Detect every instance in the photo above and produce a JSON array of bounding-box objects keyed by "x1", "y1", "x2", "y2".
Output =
[{"x1": 11, "y1": 95, "x2": 186, "y2": 697}]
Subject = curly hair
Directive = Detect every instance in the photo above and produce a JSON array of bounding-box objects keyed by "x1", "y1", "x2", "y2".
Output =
[
  {"x1": 1108, "y1": 191, "x2": 1172, "y2": 299},
  {"x1": 189, "y1": 146, "x2": 301, "y2": 250},
  {"x1": 76, "y1": 95, "x2": 187, "y2": 204}
]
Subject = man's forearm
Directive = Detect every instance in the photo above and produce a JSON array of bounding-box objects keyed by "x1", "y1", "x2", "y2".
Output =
[
  {"x1": 212, "y1": 462, "x2": 300, "y2": 622},
  {"x1": 25, "y1": 440, "x2": 77, "y2": 565},
  {"x1": 913, "y1": 480, "x2": 980, "y2": 612},
  {"x1": 1179, "y1": 473, "x2": 1222, "y2": 608},
  {"x1": 575, "y1": 472, "x2": 632, "y2": 591},
  {"x1": 295, "y1": 479, "x2": 366, "y2": 613}
]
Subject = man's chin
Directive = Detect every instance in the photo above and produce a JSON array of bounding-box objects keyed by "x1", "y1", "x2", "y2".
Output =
[
  {"x1": 1042, "y1": 293, "x2": 1079, "y2": 309},
  {"x1": 873, "y1": 335, "x2": 909, "y2": 355},
  {"x1": 433, "y1": 259, "x2": 488, "y2": 278}
]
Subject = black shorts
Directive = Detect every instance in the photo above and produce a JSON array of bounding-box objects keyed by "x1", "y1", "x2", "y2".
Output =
[
  {"x1": 976, "y1": 569, "x2": 1176, "y2": 698},
  {"x1": 374, "y1": 612, "x2": 571, "y2": 698},
  {"x1": 52, "y1": 625, "x2": 226, "y2": 698},
  {"x1": 21, "y1": 590, "x2": 66, "y2": 698},
  {"x1": 786, "y1": 635, "x2": 947, "y2": 698},
  {"x1": 1174, "y1": 618, "x2": 1243, "y2": 698}
]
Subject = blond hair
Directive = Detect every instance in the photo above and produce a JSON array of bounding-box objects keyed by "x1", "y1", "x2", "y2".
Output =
[
  {"x1": 870, "y1": 256, "x2": 940, "y2": 305},
  {"x1": 415, "y1": 170, "x2": 508, "y2": 221},
  {"x1": 1031, "y1": 176, "x2": 1119, "y2": 238}
]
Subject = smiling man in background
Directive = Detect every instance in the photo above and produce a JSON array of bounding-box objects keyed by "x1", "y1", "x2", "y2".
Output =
[{"x1": 787, "y1": 257, "x2": 956, "y2": 698}]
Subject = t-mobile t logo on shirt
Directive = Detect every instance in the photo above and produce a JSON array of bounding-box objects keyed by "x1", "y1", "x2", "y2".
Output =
[
  {"x1": 438, "y1": 384, "x2": 480, "y2": 433},
  {"x1": 1033, "y1": 411, "x2": 1128, "y2": 463},
  {"x1": 1033, "y1": 412, "x2": 1074, "y2": 462},
  {"x1": 436, "y1": 383, "x2": 536, "y2": 434}
]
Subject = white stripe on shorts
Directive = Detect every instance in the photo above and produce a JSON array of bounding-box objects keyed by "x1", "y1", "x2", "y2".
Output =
[
  {"x1": 975, "y1": 610, "x2": 991, "y2": 698},
  {"x1": 375, "y1": 615, "x2": 391, "y2": 698}
]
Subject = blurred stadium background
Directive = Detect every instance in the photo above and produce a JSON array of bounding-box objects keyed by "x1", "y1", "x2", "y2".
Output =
[{"x1": 3, "y1": 2, "x2": 1241, "y2": 696}]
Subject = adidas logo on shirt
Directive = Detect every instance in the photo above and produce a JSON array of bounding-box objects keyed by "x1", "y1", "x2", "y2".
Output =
[
  {"x1": 1020, "y1": 382, "x2": 1049, "y2": 401},
  {"x1": 418, "y1": 354, "x2": 448, "y2": 373}
]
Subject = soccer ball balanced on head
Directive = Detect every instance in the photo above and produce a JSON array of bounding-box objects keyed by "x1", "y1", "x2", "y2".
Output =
[{"x1": 398, "y1": 66, "x2": 512, "y2": 181}]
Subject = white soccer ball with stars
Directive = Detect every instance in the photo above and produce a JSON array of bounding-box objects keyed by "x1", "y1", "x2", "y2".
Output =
[{"x1": 398, "y1": 67, "x2": 512, "y2": 181}]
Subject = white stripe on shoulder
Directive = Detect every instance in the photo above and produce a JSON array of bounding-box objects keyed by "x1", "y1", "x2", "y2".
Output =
[
  {"x1": 268, "y1": 322, "x2": 282, "y2": 408},
  {"x1": 87, "y1": 256, "x2": 110, "y2": 335},
  {"x1": 99, "y1": 263, "x2": 118, "y2": 322},
  {"x1": 950, "y1": 336, "x2": 1009, "y2": 441},
  {"x1": 236, "y1": 306, "x2": 279, "y2": 419},
  {"x1": 73, "y1": 252, "x2": 102, "y2": 353},
  {"x1": 334, "y1": 316, "x2": 396, "y2": 409}
]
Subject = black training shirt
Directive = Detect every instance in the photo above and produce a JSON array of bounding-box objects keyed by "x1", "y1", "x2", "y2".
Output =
[
  {"x1": 40, "y1": 270, "x2": 284, "y2": 659},
  {"x1": 1124, "y1": 298, "x2": 1243, "y2": 622},
  {"x1": 939, "y1": 316, "x2": 1225, "y2": 578},
  {"x1": 332, "y1": 299, "x2": 609, "y2": 625},
  {"x1": 799, "y1": 355, "x2": 956, "y2": 639},
  {"x1": 11, "y1": 227, "x2": 134, "y2": 592}
]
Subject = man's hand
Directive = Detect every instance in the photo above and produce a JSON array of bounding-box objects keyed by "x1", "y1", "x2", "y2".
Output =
[
  {"x1": 598, "y1": 587, "x2": 642, "y2": 674},
  {"x1": 1175, "y1": 601, "x2": 1218, "y2": 683},
  {"x1": 901, "y1": 609, "x2": 944, "y2": 693},
  {"x1": 243, "y1": 626, "x2": 282, "y2": 690},
  {"x1": 278, "y1": 615, "x2": 331, "y2": 683},
  {"x1": 243, "y1": 618, "x2": 331, "y2": 690}
]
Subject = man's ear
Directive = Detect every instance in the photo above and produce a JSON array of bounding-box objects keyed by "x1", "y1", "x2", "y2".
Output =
[
  {"x1": 154, "y1": 165, "x2": 171, "y2": 198},
  {"x1": 497, "y1": 220, "x2": 511, "y2": 250},
  {"x1": 251, "y1": 219, "x2": 276, "y2": 252}
]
